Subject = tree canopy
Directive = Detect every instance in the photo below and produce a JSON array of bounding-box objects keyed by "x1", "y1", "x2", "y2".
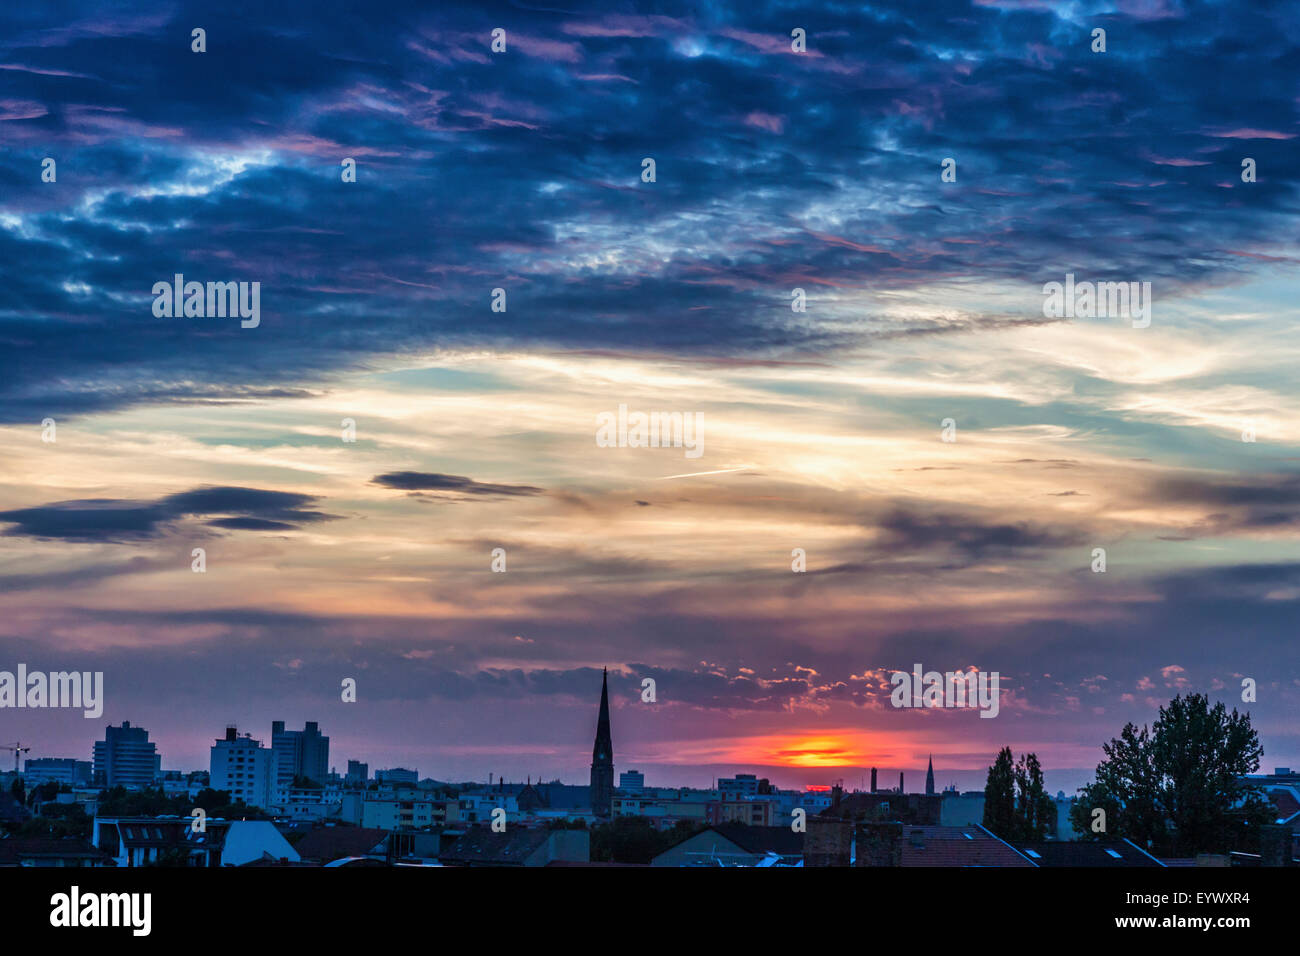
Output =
[
  {"x1": 982, "y1": 747, "x2": 1057, "y2": 840},
  {"x1": 1070, "y1": 693, "x2": 1271, "y2": 856}
]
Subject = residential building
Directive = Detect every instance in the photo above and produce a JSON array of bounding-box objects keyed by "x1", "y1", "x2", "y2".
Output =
[
  {"x1": 209, "y1": 726, "x2": 273, "y2": 808},
  {"x1": 0, "y1": 837, "x2": 113, "y2": 868},
  {"x1": 294, "y1": 826, "x2": 391, "y2": 865},
  {"x1": 92, "y1": 722, "x2": 161, "y2": 789},
  {"x1": 653, "y1": 824, "x2": 803, "y2": 867},
  {"x1": 21, "y1": 758, "x2": 92, "y2": 788},
  {"x1": 820, "y1": 785, "x2": 942, "y2": 826},
  {"x1": 361, "y1": 798, "x2": 443, "y2": 830},
  {"x1": 716, "y1": 797, "x2": 774, "y2": 827},
  {"x1": 91, "y1": 817, "x2": 299, "y2": 867},
  {"x1": 1013, "y1": 839, "x2": 1165, "y2": 866},
  {"x1": 271, "y1": 720, "x2": 329, "y2": 795},
  {"x1": 804, "y1": 821, "x2": 1035, "y2": 867},
  {"x1": 440, "y1": 827, "x2": 589, "y2": 867},
  {"x1": 718, "y1": 773, "x2": 766, "y2": 797},
  {"x1": 271, "y1": 784, "x2": 342, "y2": 822}
]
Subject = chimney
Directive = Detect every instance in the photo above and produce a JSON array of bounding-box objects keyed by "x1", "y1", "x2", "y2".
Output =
[
  {"x1": 870, "y1": 767, "x2": 877, "y2": 793},
  {"x1": 899, "y1": 772, "x2": 904, "y2": 794}
]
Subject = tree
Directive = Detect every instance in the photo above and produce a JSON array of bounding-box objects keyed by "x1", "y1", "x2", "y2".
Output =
[
  {"x1": 15, "y1": 803, "x2": 91, "y2": 840},
  {"x1": 1071, "y1": 693, "x2": 1270, "y2": 856},
  {"x1": 982, "y1": 747, "x2": 1017, "y2": 837},
  {"x1": 144, "y1": 847, "x2": 193, "y2": 867},
  {"x1": 983, "y1": 747, "x2": 1056, "y2": 840},
  {"x1": 590, "y1": 816, "x2": 703, "y2": 864},
  {"x1": 96, "y1": 785, "x2": 266, "y2": 821},
  {"x1": 30, "y1": 780, "x2": 61, "y2": 806},
  {"x1": 1015, "y1": 752, "x2": 1057, "y2": 840}
]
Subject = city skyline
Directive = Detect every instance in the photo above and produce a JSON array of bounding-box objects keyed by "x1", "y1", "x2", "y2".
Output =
[{"x1": 9, "y1": 683, "x2": 1294, "y2": 799}]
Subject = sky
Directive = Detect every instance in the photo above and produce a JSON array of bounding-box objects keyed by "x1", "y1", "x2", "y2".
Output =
[{"x1": 0, "y1": 0, "x2": 1298, "y2": 795}]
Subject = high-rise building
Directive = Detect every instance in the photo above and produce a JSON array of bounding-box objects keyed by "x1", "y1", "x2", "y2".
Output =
[
  {"x1": 210, "y1": 726, "x2": 274, "y2": 808},
  {"x1": 375, "y1": 767, "x2": 417, "y2": 785},
  {"x1": 92, "y1": 722, "x2": 161, "y2": 789},
  {"x1": 619, "y1": 770, "x2": 644, "y2": 792},
  {"x1": 271, "y1": 720, "x2": 329, "y2": 794},
  {"x1": 589, "y1": 668, "x2": 614, "y2": 817},
  {"x1": 346, "y1": 760, "x2": 369, "y2": 785}
]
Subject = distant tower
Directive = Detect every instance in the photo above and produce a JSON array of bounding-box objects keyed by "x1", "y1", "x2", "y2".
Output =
[
  {"x1": 925, "y1": 755, "x2": 935, "y2": 796},
  {"x1": 589, "y1": 668, "x2": 614, "y2": 817},
  {"x1": 870, "y1": 767, "x2": 878, "y2": 793}
]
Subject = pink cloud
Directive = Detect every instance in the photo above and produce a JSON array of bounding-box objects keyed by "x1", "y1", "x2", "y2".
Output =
[
  {"x1": 1145, "y1": 154, "x2": 1210, "y2": 167},
  {"x1": 562, "y1": 15, "x2": 687, "y2": 38},
  {"x1": 806, "y1": 230, "x2": 890, "y2": 255},
  {"x1": 743, "y1": 111, "x2": 785, "y2": 134},
  {"x1": 1206, "y1": 128, "x2": 1296, "y2": 140},
  {"x1": 511, "y1": 33, "x2": 583, "y2": 64},
  {"x1": 0, "y1": 99, "x2": 47, "y2": 121}
]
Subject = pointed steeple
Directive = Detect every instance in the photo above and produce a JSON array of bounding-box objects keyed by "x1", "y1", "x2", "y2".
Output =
[
  {"x1": 925, "y1": 754, "x2": 935, "y2": 796},
  {"x1": 590, "y1": 667, "x2": 614, "y2": 817},
  {"x1": 596, "y1": 667, "x2": 611, "y2": 745}
]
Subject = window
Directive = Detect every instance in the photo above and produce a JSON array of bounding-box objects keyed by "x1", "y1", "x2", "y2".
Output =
[
  {"x1": 1025, "y1": 848, "x2": 1040, "y2": 858},
  {"x1": 1104, "y1": 849, "x2": 1122, "y2": 859}
]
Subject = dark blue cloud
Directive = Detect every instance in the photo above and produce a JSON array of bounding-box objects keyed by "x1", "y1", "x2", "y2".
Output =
[
  {"x1": 371, "y1": 471, "x2": 544, "y2": 496},
  {"x1": 0, "y1": 0, "x2": 1296, "y2": 419},
  {"x1": 0, "y1": 485, "x2": 336, "y2": 541}
]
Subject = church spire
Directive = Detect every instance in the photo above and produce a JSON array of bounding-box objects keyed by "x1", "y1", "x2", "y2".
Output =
[
  {"x1": 590, "y1": 667, "x2": 614, "y2": 817},
  {"x1": 596, "y1": 667, "x2": 611, "y2": 740},
  {"x1": 925, "y1": 754, "x2": 935, "y2": 796}
]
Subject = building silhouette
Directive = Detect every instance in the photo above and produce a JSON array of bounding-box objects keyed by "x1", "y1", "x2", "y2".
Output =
[
  {"x1": 589, "y1": 668, "x2": 614, "y2": 817},
  {"x1": 271, "y1": 720, "x2": 329, "y2": 792},
  {"x1": 926, "y1": 755, "x2": 935, "y2": 796},
  {"x1": 210, "y1": 726, "x2": 273, "y2": 808},
  {"x1": 92, "y1": 721, "x2": 161, "y2": 789}
]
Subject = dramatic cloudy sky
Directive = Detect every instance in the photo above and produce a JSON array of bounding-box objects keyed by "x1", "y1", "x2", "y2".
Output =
[{"x1": 1, "y1": 0, "x2": 1297, "y2": 792}]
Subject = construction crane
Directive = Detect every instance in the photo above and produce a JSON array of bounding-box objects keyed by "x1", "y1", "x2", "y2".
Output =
[{"x1": 2, "y1": 742, "x2": 31, "y2": 773}]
